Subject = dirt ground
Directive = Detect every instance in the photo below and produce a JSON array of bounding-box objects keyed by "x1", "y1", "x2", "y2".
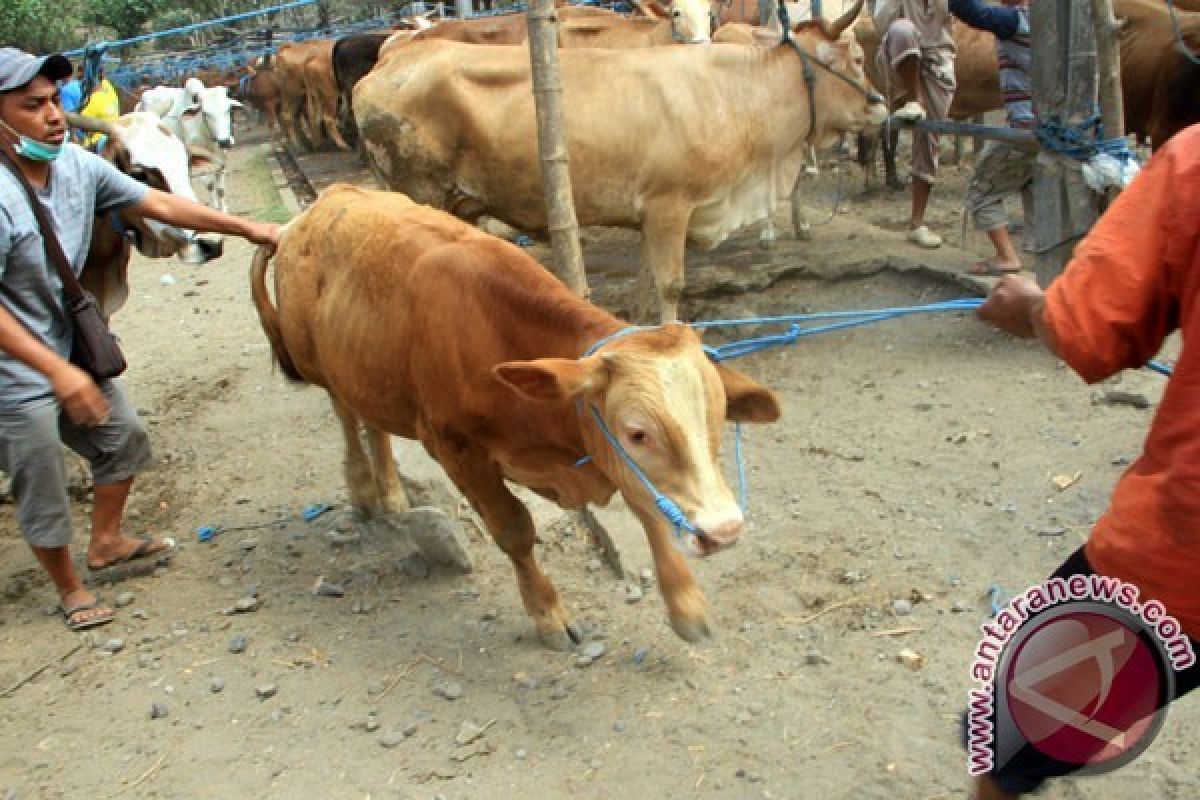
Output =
[{"x1": 1, "y1": 125, "x2": 1195, "y2": 800}]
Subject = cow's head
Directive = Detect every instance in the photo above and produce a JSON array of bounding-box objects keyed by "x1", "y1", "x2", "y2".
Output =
[
  {"x1": 638, "y1": 0, "x2": 714, "y2": 43},
  {"x1": 496, "y1": 323, "x2": 781, "y2": 555},
  {"x1": 68, "y1": 111, "x2": 224, "y2": 264},
  {"x1": 798, "y1": 0, "x2": 888, "y2": 142},
  {"x1": 181, "y1": 86, "x2": 242, "y2": 149}
]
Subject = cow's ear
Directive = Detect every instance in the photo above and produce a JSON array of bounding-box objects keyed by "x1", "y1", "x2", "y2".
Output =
[
  {"x1": 495, "y1": 356, "x2": 610, "y2": 401},
  {"x1": 715, "y1": 363, "x2": 781, "y2": 423},
  {"x1": 188, "y1": 145, "x2": 216, "y2": 170}
]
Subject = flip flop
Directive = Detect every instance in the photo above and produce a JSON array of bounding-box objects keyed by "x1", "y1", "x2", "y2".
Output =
[
  {"x1": 61, "y1": 599, "x2": 116, "y2": 631},
  {"x1": 87, "y1": 536, "x2": 177, "y2": 572},
  {"x1": 967, "y1": 259, "x2": 1022, "y2": 276}
]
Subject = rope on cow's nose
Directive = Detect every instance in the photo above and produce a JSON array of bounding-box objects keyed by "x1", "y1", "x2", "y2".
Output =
[{"x1": 1167, "y1": 0, "x2": 1200, "y2": 66}]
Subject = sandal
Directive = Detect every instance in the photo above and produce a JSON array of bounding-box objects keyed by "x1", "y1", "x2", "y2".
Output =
[
  {"x1": 61, "y1": 599, "x2": 116, "y2": 631},
  {"x1": 967, "y1": 259, "x2": 1022, "y2": 276},
  {"x1": 87, "y1": 535, "x2": 176, "y2": 572}
]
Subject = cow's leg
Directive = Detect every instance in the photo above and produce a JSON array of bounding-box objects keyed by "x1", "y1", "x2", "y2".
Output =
[
  {"x1": 324, "y1": 106, "x2": 351, "y2": 151},
  {"x1": 330, "y1": 398, "x2": 380, "y2": 517},
  {"x1": 215, "y1": 165, "x2": 228, "y2": 213},
  {"x1": 632, "y1": 510, "x2": 711, "y2": 642},
  {"x1": 640, "y1": 204, "x2": 690, "y2": 324},
  {"x1": 884, "y1": 125, "x2": 903, "y2": 191},
  {"x1": 790, "y1": 173, "x2": 812, "y2": 242},
  {"x1": 435, "y1": 443, "x2": 579, "y2": 650},
  {"x1": 364, "y1": 426, "x2": 409, "y2": 516}
]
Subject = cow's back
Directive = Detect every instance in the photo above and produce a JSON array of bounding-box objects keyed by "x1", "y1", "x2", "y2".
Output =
[
  {"x1": 269, "y1": 183, "x2": 605, "y2": 439},
  {"x1": 357, "y1": 40, "x2": 798, "y2": 231}
]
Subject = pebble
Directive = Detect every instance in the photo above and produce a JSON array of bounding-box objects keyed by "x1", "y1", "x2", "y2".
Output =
[
  {"x1": 585, "y1": 558, "x2": 603, "y2": 572},
  {"x1": 210, "y1": 678, "x2": 225, "y2": 694},
  {"x1": 951, "y1": 601, "x2": 970, "y2": 614},
  {"x1": 365, "y1": 714, "x2": 381, "y2": 733},
  {"x1": 234, "y1": 596, "x2": 260, "y2": 613},
  {"x1": 255, "y1": 684, "x2": 278, "y2": 700},
  {"x1": 100, "y1": 638, "x2": 125, "y2": 654},
  {"x1": 550, "y1": 686, "x2": 569, "y2": 701},
  {"x1": 747, "y1": 702, "x2": 765, "y2": 716},
  {"x1": 624, "y1": 585, "x2": 644, "y2": 604},
  {"x1": 515, "y1": 749, "x2": 528, "y2": 760},
  {"x1": 433, "y1": 681, "x2": 464, "y2": 701},
  {"x1": 131, "y1": 609, "x2": 149, "y2": 620},
  {"x1": 402, "y1": 721, "x2": 418, "y2": 737},
  {"x1": 239, "y1": 538, "x2": 259, "y2": 552},
  {"x1": 576, "y1": 640, "x2": 606, "y2": 667},
  {"x1": 366, "y1": 681, "x2": 385, "y2": 696},
  {"x1": 149, "y1": 703, "x2": 169, "y2": 720},
  {"x1": 481, "y1": 608, "x2": 499, "y2": 621},
  {"x1": 804, "y1": 648, "x2": 828, "y2": 666},
  {"x1": 59, "y1": 660, "x2": 78, "y2": 677},
  {"x1": 897, "y1": 649, "x2": 925, "y2": 671},
  {"x1": 892, "y1": 599, "x2": 913, "y2": 616},
  {"x1": 613, "y1": 721, "x2": 626, "y2": 733},
  {"x1": 228, "y1": 635, "x2": 247, "y2": 654},
  {"x1": 313, "y1": 577, "x2": 345, "y2": 597},
  {"x1": 639, "y1": 568, "x2": 655, "y2": 587},
  {"x1": 137, "y1": 653, "x2": 155, "y2": 669},
  {"x1": 114, "y1": 591, "x2": 135, "y2": 608},
  {"x1": 379, "y1": 730, "x2": 408, "y2": 749},
  {"x1": 632, "y1": 648, "x2": 648, "y2": 666},
  {"x1": 455, "y1": 720, "x2": 488, "y2": 746}
]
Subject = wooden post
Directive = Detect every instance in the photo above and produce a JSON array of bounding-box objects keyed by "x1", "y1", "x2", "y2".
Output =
[
  {"x1": 526, "y1": 0, "x2": 590, "y2": 297},
  {"x1": 1030, "y1": 1, "x2": 1099, "y2": 287},
  {"x1": 455, "y1": 0, "x2": 472, "y2": 20},
  {"x1": 1090, "y1": 0, "x2": 1124, "y2": 140}
]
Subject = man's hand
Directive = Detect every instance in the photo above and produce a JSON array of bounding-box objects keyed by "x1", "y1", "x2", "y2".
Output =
[
  {"x1": 245, "y1": 222, "x2": 281, "y2": 248},
  {"x1": 51, "y1": 364, "x2": 110, "y2": 427},
  {"x1": 977, "y1": 274, "x2": 1046, "y2": 340}
]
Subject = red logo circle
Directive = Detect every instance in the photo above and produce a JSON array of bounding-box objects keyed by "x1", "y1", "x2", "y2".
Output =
[{"x1": 1004, "y1": 610, "x2": 1164, "y2": 767}]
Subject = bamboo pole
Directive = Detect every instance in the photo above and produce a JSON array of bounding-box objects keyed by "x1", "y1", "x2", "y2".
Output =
[
  {"x1": 1030, "y1": 0, "x2": 1099, "y2": 286},
  {"x1": 1089, "y1": 0, "x2": 1125, "y2": 139},
  {"x1": 526, "y1": 0, "x2": 590, "y2": 298}
]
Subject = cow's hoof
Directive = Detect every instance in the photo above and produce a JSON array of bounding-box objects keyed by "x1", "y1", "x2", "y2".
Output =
[
  {"x1": 669, "y1": 614, "x2": 713, "y2": 643},
  {"x1": 539, "y1": 623, "x2": 582, "y2": 652},
  {"x1": 794, "y1": 226, "x2": 812, "y2": 242}
]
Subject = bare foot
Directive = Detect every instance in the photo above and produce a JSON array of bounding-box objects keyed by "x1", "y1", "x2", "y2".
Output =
[{"x1": 86, "y1": 535, "x2": 174, "y2": 571}]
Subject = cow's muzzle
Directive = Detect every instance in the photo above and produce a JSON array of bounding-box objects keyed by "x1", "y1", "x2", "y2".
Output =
[{"x1": 689, "y1": 516, "x2": 743, "y2": 557}]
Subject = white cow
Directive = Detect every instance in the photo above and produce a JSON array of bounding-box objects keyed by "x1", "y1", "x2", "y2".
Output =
[{"x1": 136, "y1": 79, "x2": 243, "y2": 212}]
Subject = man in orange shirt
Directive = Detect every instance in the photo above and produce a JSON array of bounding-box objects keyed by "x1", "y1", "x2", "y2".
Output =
[{"x1": 971, "y1": 123, "x2": 1200, "y2": 797}]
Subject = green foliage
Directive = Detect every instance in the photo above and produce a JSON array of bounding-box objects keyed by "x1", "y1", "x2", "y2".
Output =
[
  {"x1": 85, "y1": 0, "x2": 167, "y2": 41},
  {"x1": 0, "y1": 0, "x2": 83, "y2": 53}
]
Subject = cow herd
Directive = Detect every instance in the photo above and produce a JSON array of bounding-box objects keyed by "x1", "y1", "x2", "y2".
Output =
[{"x1": 71, "y1": 0, "x2": 1200, "y2": 644}]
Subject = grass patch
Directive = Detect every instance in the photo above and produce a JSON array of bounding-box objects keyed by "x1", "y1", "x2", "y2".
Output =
[{"x1": 240, "y1": 146, "x2": 294, "y2": 224}]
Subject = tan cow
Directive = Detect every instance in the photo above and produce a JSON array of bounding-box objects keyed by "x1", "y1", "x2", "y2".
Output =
[
  {"x1": 273, "y1": 41, "x2": 319, "y2": 150},
  {"x1": 251, "y1": 184, "x2": 781, "y2": 646},
  {"x1": 355, "y1": 1, "x2": 884, "y2": 323}
]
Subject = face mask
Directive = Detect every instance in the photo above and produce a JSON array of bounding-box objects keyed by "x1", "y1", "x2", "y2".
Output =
[{"x1": 0, "y1": 120, "x2": 62, "y2": 163}]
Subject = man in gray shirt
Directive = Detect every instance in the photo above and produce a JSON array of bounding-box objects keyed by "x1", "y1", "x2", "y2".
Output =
[{"x1": 0, "y1": 48, "x2": 280, "y2": 631}]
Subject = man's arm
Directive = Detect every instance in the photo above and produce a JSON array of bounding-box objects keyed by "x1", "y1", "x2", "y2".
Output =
[
  {"x1": 948, "y1": 0, "x2": 1020, "y2": 39},
  {"x1": 0, "y1": 305, "x2": 110, "y2": 425},
  {"x1": 130, "y1": 189, "x2": 281, "y2": 247}
]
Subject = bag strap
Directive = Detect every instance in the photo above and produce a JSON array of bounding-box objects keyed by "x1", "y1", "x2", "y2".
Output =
[{"x1": 0, "y1": 150, "x2": 86, "y2": 308}]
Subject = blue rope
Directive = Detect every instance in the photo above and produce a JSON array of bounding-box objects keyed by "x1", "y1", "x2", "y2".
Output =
[
  {"x1": 584, "y1": 403, "x2": 699, "y2": 537},
  {"x1": 1035, "y1": 114, "x2": 1137, "y2": 166},
  {"x1": 1147, "y1": 360, "x2": 1174, "y2": 377}
]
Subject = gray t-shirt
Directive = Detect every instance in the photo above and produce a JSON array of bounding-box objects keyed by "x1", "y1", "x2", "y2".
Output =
[{"x1": 0, "y1": 143, "x2": 148, "y2": 410}]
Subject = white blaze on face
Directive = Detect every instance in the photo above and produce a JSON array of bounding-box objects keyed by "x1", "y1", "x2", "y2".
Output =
[
  {"x1": 198, "y1": 87, "x2": 237, "y2": 146},
  {"x1": 671, "y1": 0, "x2": 714, "y2": 43}
]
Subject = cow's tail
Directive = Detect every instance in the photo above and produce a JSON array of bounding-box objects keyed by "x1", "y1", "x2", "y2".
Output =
[{"x1": 250, "y1": 242, "x2": 304, "y2": 383}]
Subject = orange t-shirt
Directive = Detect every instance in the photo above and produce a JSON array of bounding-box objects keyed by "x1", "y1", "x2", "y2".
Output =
[{"x1": 1044, "y1": 124, "x2": 1200, "y2": 638}]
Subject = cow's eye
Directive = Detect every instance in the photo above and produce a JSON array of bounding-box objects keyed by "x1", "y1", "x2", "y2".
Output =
[
  {"x1": 129, "y1": 168, "x2": 149, "y2": 183},
  {"x1": 628, "y1": 429, "x2": 650, "y2": 447}
]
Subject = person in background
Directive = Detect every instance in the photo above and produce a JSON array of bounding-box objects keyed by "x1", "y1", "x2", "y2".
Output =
[
  {"x1": 78, "y1": 65, "x2": 119, "y2": 151},
  {"x1": 872, "y1": 0, "x2": 957, "y2": 249},
  {"x1": 971, "y1": 123, "x2": 1200, "y2": 798},
  {"x1": 59, "y1": 64, "x2": 83, "y2": 113},
  {"x1": 949, "y1": 0, "x2": 1032, "y2": 276},
  {"x1": 0, "y1": 47, "x2": 280, "y2": 632}
]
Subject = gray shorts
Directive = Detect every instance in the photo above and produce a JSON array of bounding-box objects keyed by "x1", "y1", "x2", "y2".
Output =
[
  {"x1": 878, "y1": 19, "x2": 957, "y2": 184},
  {"x1": 965, "y1": 140, "x2": 1036, "y2": 232},
  {"x1": 0, "y1": 381, "x2": 153, "y2": 548}
]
